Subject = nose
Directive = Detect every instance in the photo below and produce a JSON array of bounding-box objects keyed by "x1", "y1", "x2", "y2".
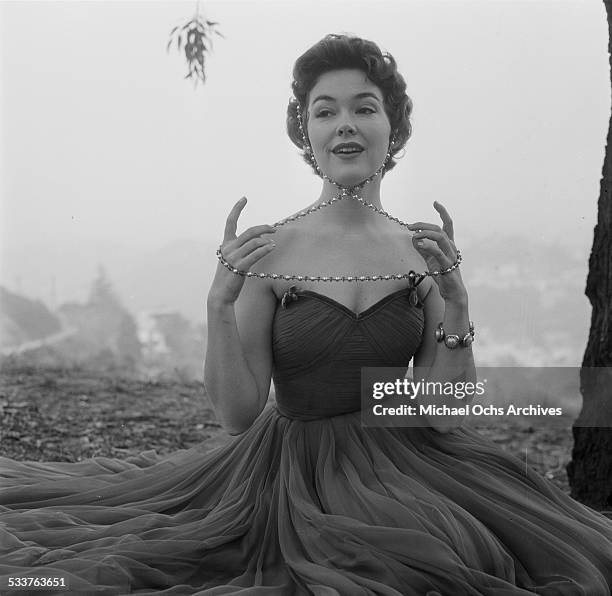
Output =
[{"x1": 337, "y1": 119, "x2": 356, "y2": 136}]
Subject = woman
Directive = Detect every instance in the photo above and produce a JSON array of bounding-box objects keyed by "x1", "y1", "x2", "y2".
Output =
[{"x1": 1, "y1": 34, "x2": 612, "y2": 596}]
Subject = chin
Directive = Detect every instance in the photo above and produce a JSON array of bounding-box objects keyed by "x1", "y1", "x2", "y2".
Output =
[
  {"x1": 334, "y1": 174, "x2": 363, "y2": 187},
  {"x1": 327, "y1": 166, "x2": 375, "y2": 188}
]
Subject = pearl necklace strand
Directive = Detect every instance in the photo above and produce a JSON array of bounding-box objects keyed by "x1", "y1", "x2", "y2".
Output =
[
  {"x1": 216, "y1": 186, "x2": 462, "y2": 283},
  {"x1": 216, "y1": 101, "x2": 462, "y2": 283}
]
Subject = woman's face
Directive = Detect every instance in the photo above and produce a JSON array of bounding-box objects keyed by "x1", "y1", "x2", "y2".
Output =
[{"x1": 306, "y1": 69, "x2": 392, "y2": 187}]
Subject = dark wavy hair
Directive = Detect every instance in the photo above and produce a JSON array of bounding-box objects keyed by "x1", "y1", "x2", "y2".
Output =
[{"x1": 287, "y1": 34, "x2": 413, "y2": 176}]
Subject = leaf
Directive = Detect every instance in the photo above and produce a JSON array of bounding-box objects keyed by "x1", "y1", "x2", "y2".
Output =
[{"x1": 168, "y1": 10, "x2": 224, "y2": 87}]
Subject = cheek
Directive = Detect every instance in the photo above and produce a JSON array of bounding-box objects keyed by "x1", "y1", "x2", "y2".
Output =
[
  {"x1": 308, "y1": 128, "x2": 330, "y2": 155},
  {"x1": 372, "y1": 128, "x2": 392, "y2": 152},
  {"x1": 305, "y1": 122, "x2": 320, "y2": 146},
  {"x1": 363, "y1": 117, "x2": 391, "y2": 142}
]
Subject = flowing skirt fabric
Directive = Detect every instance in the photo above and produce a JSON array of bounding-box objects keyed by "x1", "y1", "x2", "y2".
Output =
[{"x1": 1, "y1": 404, "x2": 612, "y2": 596}]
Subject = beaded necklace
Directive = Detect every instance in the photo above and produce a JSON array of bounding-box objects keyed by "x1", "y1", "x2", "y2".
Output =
[{"x1": 216, "y1": 101, "x2": 462, "y2": 286}]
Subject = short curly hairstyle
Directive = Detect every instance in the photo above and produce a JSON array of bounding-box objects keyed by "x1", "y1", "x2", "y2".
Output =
[{"x1": 287, "y1": 34, "x2": 413, "y2": 176}]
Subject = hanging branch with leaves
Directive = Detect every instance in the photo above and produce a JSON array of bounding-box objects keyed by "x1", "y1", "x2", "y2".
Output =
[{"x1": 167, "y1": 2, "x2": 224, "y2": 87}]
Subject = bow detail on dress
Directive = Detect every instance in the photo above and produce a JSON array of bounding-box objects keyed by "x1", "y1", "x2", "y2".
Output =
[
  {"x1": 407, "y1": 271, "x2": 426, "y2": 308},
  {"x1": 281, "y1": 285, "x2": 300, "y2": 309}
]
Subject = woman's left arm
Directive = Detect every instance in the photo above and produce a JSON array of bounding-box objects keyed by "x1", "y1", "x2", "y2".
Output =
[{"x1": 409, "y1": 201, "x2": 476, "y2": 433}]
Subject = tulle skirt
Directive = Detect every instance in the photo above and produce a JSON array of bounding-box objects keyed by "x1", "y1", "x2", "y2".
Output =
[{"x1": 1, "y1": 404, "x2": 612, "y2": 595}]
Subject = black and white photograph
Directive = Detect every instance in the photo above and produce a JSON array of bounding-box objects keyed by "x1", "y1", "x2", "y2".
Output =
[{"x1": 1, "y1": 0, "x2": 612, "y2": 594}]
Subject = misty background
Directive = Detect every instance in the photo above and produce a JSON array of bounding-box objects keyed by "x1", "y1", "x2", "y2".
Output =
[{"x1": 1, "y1": 0, "x2": 609, "y2": 379}]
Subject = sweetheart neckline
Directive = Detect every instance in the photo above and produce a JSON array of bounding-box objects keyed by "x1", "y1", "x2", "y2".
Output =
[{"x1": 279, "y1": 287, "x2": 415, "y2": 319}]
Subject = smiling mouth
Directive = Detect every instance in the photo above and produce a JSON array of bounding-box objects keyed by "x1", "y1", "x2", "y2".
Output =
[
  {"x1": 333, "y1": 150, "x2": 363, "y2": 156},
  {"x1": 334, "y1": 151, "x2": 362, "y2": 161},
  {"x1": 332, "y1": 149, "x2": 364, "y2": 158},
  {"x1": 332, "y1": 143, "x2": 364, "y2": 155}
]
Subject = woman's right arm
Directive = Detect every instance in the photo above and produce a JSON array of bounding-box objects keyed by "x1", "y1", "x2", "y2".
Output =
[
  {"x1": 204, "y1": 197, "x2": 278, "y2": 435},
  {"x1": 205, "y1": 281, "x2": 277, "y2": 435}
]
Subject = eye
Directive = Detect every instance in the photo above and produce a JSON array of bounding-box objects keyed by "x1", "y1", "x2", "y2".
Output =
[
  {"x1": 357, "y1": 106, "x2": 376, "y2": 114},
  {"x1": 315, "y1": 109, "x2": 333, "y2": 118}
]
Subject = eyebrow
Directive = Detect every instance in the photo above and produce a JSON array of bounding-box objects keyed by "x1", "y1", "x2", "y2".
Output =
[{"x1": 311, "y1": 92, "x2": 382, "y2": 105}]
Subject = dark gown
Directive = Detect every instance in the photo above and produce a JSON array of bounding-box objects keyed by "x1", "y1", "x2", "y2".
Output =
[{"x1": 1, "y1": 285, "x2": 612, "y2": 596}]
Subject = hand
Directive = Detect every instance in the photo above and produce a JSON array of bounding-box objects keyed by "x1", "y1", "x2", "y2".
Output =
[
  {"x1": 407, "y1": 201, "x2": 467, "y2": 304},
  {"x1": 208, "y1": 197, "x2": 277, "y2": 306}
]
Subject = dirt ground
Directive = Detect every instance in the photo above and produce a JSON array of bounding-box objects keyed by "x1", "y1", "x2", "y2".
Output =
[{"x1": 0, "y1": 364, "x2": 572, "y2": 495}]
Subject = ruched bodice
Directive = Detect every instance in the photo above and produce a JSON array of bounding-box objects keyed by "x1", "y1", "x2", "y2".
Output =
[{"x1": 272, "y1": 286, "x2": 424, "y2": 420}]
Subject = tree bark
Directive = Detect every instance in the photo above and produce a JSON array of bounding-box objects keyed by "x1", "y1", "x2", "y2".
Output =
[{"x1": 565, "y1": 0, "x2": 612, "y2": 511}]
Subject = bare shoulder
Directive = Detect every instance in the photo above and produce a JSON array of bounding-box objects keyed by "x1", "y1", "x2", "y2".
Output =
[
  {"x1": 249, "y1": 219, "x2": 303, "y2": 270},
  {"x1": 385, "y1": 226, "x2": 433, "y2": 300},
  {"x1": 247, "y1": 218, "x2": 314, "y2": 300}
]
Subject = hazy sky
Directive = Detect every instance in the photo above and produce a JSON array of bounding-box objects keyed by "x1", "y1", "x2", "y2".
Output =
[{"x1": 1, "y1": 0, "x2": 609, "y2": 305}]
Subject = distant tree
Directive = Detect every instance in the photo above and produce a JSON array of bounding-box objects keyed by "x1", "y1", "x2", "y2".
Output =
[
  {"x1": 117, "y1": 312, "x2": 142, "y2": 368},
  {"x1": 167, "y1": 0, "x2": 224, "y2": 87},
  {"x1": 566, "y1": 0, "x2": 612, "y2": 511},
  {"x1": 88, "y1": 265, "x2": 121, "y2": 310},
  {"x1": 62, "y1": 266, "x2": 142, "y2": 369}
]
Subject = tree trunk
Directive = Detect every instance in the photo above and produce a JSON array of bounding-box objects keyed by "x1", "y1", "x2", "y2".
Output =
[{"x1": 565, "y1": 0, "x2": 612, "y2": 511}]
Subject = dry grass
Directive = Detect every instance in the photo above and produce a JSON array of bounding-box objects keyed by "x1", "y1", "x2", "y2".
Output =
[{"x1": 0, "y1": 363, "x2": 572, "y2": 495}]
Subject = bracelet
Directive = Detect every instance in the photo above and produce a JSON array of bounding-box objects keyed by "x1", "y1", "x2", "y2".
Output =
[{"x1": 435, "y1": 321, "x2": 475, "y2": 349}]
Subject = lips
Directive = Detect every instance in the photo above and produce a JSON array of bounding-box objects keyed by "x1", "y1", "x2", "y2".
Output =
[{"x1": 332, "y1": 142, "x2": 364, "y2": 155}]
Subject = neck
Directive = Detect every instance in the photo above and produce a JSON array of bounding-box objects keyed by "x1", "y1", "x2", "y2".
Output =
[{"x1": 314, "y1": 177, "x2": 384, "y2": 228}]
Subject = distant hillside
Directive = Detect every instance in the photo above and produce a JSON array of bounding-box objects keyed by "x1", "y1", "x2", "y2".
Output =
[
  {"x1": 1, "y1": 272, "x2": 206, "y2": 381},
  {"x1": 0, "y1": 286, "x2": 62, "y2": 348},
  {"x1": 460, "y1": 234, "x2": 590, "y2": 366}
]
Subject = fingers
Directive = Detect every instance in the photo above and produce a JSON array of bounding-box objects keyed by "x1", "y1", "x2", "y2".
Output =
[
  {"x1": 413, "y1": 228, "x2": 455, "y2": 258},
  {"x1": 407, "y1": 222, "x2": 442, "y2": 233},
  {"x1": 235, "y1": 224, "x2": 277, "y2": 246},
  {"x1": 234, "y1": 242, "x2": 277, "y2": 273},
  {"x1": 220, "y1": 228, "x2": 277, "y2": 274},
  {"x1": 230, "y1": 235, "x2": 276, "y2": 262},
  {"x1": 407, "y1": 202, "x2": 455, "y2": 240},
  {"x1": 222, "y1": 196, "x2": 277, "y2": 262},
  {"x1": 411, "y1": 224, "x2": 459, "y2": 273},
  {"x1": 407, "y1": 202, "x2": 456, "y2": 270},
  {"x1": 412, "y1": 235, "x2": 453, "y2": 271},
  {"x1": 433, "y1": 201, "x2": 455, "y2": 242},
  {"x1": 223, "y1": 197, "x2": 248, "y2": 242}
]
